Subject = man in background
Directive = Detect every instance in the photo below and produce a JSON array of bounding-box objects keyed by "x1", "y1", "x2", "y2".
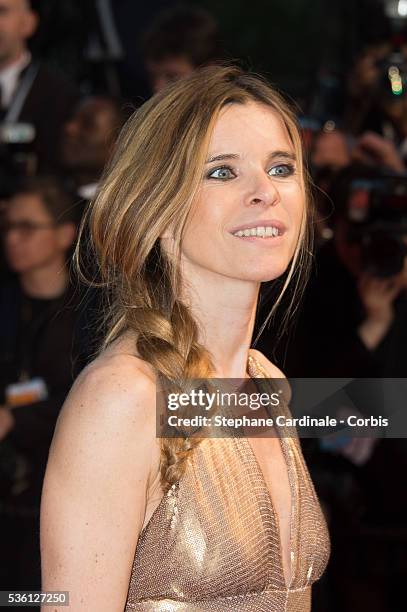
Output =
[
  {"x1": 60, "y1": 95, "x2": 125, "y2": 205},
  {"x1": 59, "y1": 95, "x2": 126, "y2": 377},
  {"x1": 141, "y1": 4, "x2": 222, "y2": 93},
  {"x1": 0, "y1": 0, "x2": 78, "y2": 172},
  {"x1": 0, "y1": 177, "x2": 80, "y2": 603}
]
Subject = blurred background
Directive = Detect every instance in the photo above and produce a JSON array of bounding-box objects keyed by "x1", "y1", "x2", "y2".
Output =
[{"x1": 0, "y1": 1, "x2": 407, "y2": 610}]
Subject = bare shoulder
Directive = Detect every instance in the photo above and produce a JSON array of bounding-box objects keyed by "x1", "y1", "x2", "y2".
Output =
[
  {"x1": 249, "y1": 348, "x2": 292, "y2": 404},
  {"x1": 54, "y1": 349, "x2": 158, "y2": 451},
  {"x1": 74, "y1": 349, "x2": 156, "y2": 408},
  {"x1": 48, "y1": 348, "x2": 162, "y2": 497},
  {"x1": 41, "y1": 350, "x2": 160, "y2": 610}
]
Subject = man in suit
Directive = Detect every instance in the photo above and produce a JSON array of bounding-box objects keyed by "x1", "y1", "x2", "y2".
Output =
[{"x1": 0, "y1": 0, "x2": 78, "y2": 172}]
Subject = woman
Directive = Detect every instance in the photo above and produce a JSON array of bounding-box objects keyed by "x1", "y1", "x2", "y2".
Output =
[{"x1": 40, "y1": 66, "x2": 330, "y2": 611}]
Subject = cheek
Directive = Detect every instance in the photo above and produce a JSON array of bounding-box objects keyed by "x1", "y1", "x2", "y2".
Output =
[
  {"x1": 27, "y1": 236, "x2": 59, "y2": 260},
  {"x1": 282, "y1": 183, "x2": 305, "y2": 229},
  {"x1": 182, "y1": 218, "x2": 221, "y2": 264},
  {"x1": 180, "y1": 197, "x2": 237, "y2": 274},
  {"x1": 183, "y1": 191, "x2": 227, "y2": 245}
]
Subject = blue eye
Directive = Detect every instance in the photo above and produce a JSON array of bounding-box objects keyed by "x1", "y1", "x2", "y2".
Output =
[
  {"x1": 207, "y1": 166, "x2": 235, "y2": 180},
  {"x1": 268, "y1": 163, "x2": 295, "y2": 177}
]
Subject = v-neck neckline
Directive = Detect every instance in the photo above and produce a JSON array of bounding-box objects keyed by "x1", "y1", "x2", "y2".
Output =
[
  {"x1": 245, "y1": 352, "x2": 298, "y2": 590},
  {"x1": 140, "y1": 352, "x2": 299, "y2": 590}
]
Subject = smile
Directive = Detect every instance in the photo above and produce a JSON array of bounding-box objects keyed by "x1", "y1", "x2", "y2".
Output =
[{"x1": 233, "y1": 226, "x2": 281, "y2": 238}]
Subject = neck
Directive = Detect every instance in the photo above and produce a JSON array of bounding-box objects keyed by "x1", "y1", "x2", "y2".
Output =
[
  {"x1": 20, "y1": 258, "x2": 69, "y2": 299},
  {"x1": 181, "y1": 261, "x2": 260, "y2": 378},
  {"x1": 0, "y1": 49, "x2": 27, "y2": 72}
]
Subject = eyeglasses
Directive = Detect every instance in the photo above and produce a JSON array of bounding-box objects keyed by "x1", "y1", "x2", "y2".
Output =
[{"x1": 0, "y1": 220, "x2": 57, "y2": 239}]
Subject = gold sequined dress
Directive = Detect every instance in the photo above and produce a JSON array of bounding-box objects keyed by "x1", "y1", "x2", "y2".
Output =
[{"x1": 125, "y1": 355, "x2": 330, "y2": 611}]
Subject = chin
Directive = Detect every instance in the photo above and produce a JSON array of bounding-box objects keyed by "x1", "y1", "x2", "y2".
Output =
[{"x1": 239, "y1": 263, "x2": 290, "y2": 283}]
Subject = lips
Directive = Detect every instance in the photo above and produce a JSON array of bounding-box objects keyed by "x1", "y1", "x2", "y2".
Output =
[{"x1": 229, "y1": 219, "x2": 287, "y2": 235}]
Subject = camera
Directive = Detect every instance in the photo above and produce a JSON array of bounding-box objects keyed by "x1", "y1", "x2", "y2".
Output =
[{"x1": 346, "y1": 174, "x2": 407, "y2": 277}]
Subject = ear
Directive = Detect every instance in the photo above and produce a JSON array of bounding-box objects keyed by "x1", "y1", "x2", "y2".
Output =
[
  {"x1": 22, "y1": 8, "x2": 39, "y2": 40},
  {"x1": 160, "y1": 229, "x2": 174, "y2": 240},
  {"x1": 160, "y1": 221, "x2": 175, "y2": 240},
  {"x1": 159, "y1": 231, "x2": 177, "y2": 262},
  {"x1": 57, "y1": 222, "x2": 77, "y2": 251}
]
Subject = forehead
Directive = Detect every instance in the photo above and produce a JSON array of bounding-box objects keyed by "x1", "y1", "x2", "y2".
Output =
[
  {"x1": 7, "y1": 193, "x2": 49, "y2": 219},
  {"x1": 208, "y1": 101, "x2": 293, "y2": 155}
]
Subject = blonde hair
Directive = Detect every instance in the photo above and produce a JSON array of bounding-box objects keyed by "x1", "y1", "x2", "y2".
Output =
[{"x1": 75, "y1": 65, "x2": 313, "y2": 492}]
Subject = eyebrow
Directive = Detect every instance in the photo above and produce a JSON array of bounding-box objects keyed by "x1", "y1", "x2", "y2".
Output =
[{"x1": 205, "y1": 150, "x2": 297, "y2": 164}]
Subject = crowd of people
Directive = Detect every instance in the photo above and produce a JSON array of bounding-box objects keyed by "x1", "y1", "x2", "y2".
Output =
[
  {"x1": 257, "y1": 20, "x2": 407, "y2": 612},
  {"x1": 0, "y1": 1, "x2": 406, "y2": 611}
]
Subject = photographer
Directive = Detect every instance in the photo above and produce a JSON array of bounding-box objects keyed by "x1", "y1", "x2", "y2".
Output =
[
  {"x1": 257, "y1": 158, "x2": 407, "y2": 611},
  {"x1": 280, "y1": 160, "x2": 407, "y2": 377},
  {"x1": 345, "y1": 30, "x2": 407, "y2": 170}
]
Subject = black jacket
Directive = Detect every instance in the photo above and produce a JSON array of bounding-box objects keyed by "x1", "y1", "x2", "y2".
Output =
[
  {"x1": 18, "y1": 62, "x2": 79, "y2": 172},
  {"x1": 1, "y1": 60, "x2": 79, "y2": 173},
  {"x1": 0, "y1": 279, "x2": 80, "y2": 510}
]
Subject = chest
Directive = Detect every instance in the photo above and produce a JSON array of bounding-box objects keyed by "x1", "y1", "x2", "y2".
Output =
[
  {"x1": 131, "y1": 435, "x2": 331, "y2": 604},
  {"x1": 246, "y1": 434, "x2": 293, "y2": 584},
  {"x1": 247, "y1": 434, "x2": 292, "y2": 516}
]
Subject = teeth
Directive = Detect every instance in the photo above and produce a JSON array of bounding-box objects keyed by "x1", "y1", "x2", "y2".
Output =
[{"x1": 233, "y1": 226, "x2": 280, "y2": 238}]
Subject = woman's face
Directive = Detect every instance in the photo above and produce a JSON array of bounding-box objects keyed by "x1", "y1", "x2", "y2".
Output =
[{"x1": 179, "y1": 101, "x2": 305, "y2": 283}]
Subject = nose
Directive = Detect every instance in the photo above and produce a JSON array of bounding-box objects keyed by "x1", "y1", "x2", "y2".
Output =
[{"x1": 246, "y1": 171, "x2": 280, "y2": 207}]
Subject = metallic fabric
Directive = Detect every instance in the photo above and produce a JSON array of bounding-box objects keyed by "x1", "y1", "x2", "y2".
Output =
[{"x1": 125, "y1": 356, "x2": 330, "y2": 611}]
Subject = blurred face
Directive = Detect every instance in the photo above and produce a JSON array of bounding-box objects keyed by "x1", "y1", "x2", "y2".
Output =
[
  {"x1": 61, "y1": 98, "x2": 119, "y2": 173},
  {"x1": 312, "y1": 130, "x2": 351, "y2": 170},
  {"x1": 146, "y1": 55, "x2": 195, "y2": 93},
  {"x1": 175, "y1": 101, "x2": 305, "y2": 284},
  {"x1": 0, "y1": 0, "x2": 37, "y2": 67},
  {"x1": 2, "y1": 194, "x2": 71, "y2": 274}
]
